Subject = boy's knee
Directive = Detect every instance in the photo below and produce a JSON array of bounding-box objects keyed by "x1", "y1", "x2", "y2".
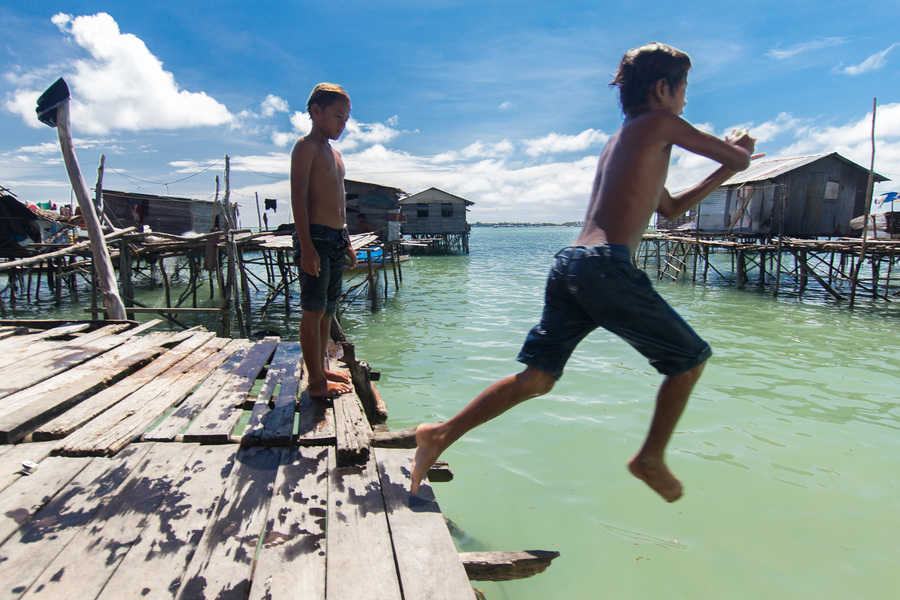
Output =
[{"x1": 519, "y1": 367, "x2": 556, "y2": 397}]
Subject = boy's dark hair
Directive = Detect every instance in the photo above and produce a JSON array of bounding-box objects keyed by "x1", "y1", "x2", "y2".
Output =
[
  {"x1": 307, "y1": 83, "x2": 350, "y2": 115},
  {"x1": 610, "y1": 43, "x2": 691, "y2": 117},
  {"x1": 357, "y1": 213, "x2": 367, "y2": 220}
]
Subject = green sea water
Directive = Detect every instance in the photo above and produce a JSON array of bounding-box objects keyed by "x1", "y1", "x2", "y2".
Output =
[{"x1": 4, "y1": 227, "x2": 899, "y2": 599}]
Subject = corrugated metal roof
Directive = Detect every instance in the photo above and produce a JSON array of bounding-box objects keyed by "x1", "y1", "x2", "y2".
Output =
[{"x1": 722, "y1": 152, "x2": 889, "y2": 186}]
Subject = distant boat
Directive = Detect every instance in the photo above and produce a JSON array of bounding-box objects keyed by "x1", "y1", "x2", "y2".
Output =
[{"x1": 346, "y1": 247, "x2": 411, "y2": 272}]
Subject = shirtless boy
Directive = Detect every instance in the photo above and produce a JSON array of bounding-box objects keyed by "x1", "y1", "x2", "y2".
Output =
[
  {"x1": 291, "y1": 83, "x2": 358, "y2": 398},
  {"x1": 411, "y1": 43, "x2": 756, "y2": 502}
]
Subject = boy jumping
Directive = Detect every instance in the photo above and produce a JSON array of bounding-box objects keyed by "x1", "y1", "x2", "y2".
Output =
[
  {"x1": 291, "y1": 83, "x2": 358, "y2": 398},
  {"x1": 411, "y1": 42, "x2": 756, "y2": 502}
]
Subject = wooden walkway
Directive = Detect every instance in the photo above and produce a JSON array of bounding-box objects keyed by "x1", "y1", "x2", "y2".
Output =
[{"x1": 0, "y1": 321, "x2": 555, "y2": 599}]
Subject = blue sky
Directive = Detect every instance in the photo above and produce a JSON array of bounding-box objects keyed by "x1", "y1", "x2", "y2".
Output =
[{"x1": 2, "y1": 1, "x2": 898, "y2": 225}]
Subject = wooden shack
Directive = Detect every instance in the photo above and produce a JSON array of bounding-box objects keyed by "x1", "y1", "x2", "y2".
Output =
[
  {"x1": 101, "y1": 189, "x2": 237, "y2": 235},
  {"x1": 345, "y1": 180, "x2": 407, "y2": 240},
  {"x1": 658, "y1": 153, "x2": 888, "y2": 237},
  {"x1": 399, "y1": 187, "x2": 473, "y2": 253}
]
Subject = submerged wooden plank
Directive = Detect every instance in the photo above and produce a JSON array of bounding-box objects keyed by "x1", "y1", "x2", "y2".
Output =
[
  {"x1": 0, "y1": 333, "x2": 170, "y2": 444},
  {"x1": 241, "y1": 342, "x2": 302, "y2": 447},
  {"x1": 0, "y1": 444, "x2": 151, "y2": 598},
  {"x1": 376, "y1": 447, "x2": 475, "y2": 599},
  {"x1": 33, "y1": 332, "x2": 216, "y2": 441},
  {"x1": 181, "y1": 338, "x2": 278, "y2": 443},
  {"x1": 96, "y1": 444, "x2": 238, "y2": 600},
  {"x1": 174, "y1": 446, "x2": 282, "y2": 600},
  {"x1": 249, "y1": 446, "x2": 328, "y2": 600},
  {"x1": 459, "y1": 550, "x2": 561, "y2": 582},
  {"x1": 55, "y1": 338, "x2": 234, "y2": 456},
  {"x1": 144, "y1": 340, "x2": 254, "y2": 441},
  {"x1": 20, "y1": 443, "x2": 194, "y2": 600},
  {"x1": 326, "y1": 452, "x2": 401, "y2": 600},
  {"x1": 0, "y1": 456, "x2": 89, "y2": 546}
]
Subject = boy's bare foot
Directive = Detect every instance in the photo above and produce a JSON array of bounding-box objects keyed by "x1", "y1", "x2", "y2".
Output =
[
  {"x1": 307, "y1": 379, "x2": 353, "y2": 398},
  {"x1": 325, "y1": 369, "x2": 351, "y2": 384},
  {"x1": 411, "y1": 423, "x2": 445, "y2": 495},
  {"x1": 627, "y1": 455, "x2": 683, "y2": 502}
]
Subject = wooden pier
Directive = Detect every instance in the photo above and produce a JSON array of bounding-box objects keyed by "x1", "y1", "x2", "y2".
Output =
[
  {"x1": 638, "y1": 232, "x2": 900, "y2": 303},
  {"x1": 0, "y1": 321, "x2": 557, "y2": 599},
  {"x1": 0, "y1": 228, "x2": 405, "y2": 336}
]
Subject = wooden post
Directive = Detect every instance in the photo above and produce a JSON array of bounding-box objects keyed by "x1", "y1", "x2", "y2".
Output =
[
  {"x1": 52, "y1": 101, "x2": 126, "y2": 319},
  {"x1": 851, "y1": 98, "x2": 877, "y2": 309}
]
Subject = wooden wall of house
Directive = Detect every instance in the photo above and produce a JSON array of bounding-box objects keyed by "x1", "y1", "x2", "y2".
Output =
[
  {"x1": 661, "y1": 156, "x2": 869, "y2": 238},
  {"x1": 780, "y1": 158, "x2": 867, "y2": 237},
  {"x1": 400, "y1": 201, "x2": 468, "y2": 234}
]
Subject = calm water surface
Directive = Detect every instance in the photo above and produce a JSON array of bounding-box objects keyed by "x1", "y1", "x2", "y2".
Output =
[{"x1": 5, "y1": 227, "x2": 899, "y2": 599}]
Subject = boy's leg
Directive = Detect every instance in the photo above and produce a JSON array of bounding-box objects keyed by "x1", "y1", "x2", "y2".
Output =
[
  {"x1": 319, "y1": 314, "x2": 351, "y2": 385},
  {"x1": 628, "y1": 361, "x2": 705, "y2": 502},
  {"x1": 411, "y1": 366, "x2": 555, "y2": 495},
  {"x1": 301, "y1": 308, "x2": 351, "y2": 397}
]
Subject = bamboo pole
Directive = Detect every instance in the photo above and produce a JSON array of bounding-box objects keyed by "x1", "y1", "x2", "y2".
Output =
[{"x1": 850, "y1": 98, "x2": 877, "y2": 308}]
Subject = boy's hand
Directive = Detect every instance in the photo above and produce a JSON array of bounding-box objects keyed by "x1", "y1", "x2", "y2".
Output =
[
  {"x1": 727, "y1": 128, "x2": 756, "y2": 155},
  {"x1": 345, "y1": 247, "x2": 358, "y2": 269},
  {"x1": 300, "y1": 249, "x2": 321, "y2": 276}
]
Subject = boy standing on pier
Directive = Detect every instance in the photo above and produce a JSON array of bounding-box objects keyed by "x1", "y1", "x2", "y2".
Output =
[
  {"x1": 411, "y1": 42, "x2": 756, "y2": 502},
  {"x1": 291, "y1": 83, "x2": 357, "y2": 398}
]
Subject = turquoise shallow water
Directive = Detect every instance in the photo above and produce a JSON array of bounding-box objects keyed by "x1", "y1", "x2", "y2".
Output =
[
  {"x1": 341, "y1": 227, "x2": 900, "y2": 600},
  {"x1": 4, "y1": 227, "x2": 899, "y2": 599}
]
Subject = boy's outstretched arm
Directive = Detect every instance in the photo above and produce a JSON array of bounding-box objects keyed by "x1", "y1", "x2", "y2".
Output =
[{"x1": 658, "y1": 124, "x2": 756, "y2": 219}]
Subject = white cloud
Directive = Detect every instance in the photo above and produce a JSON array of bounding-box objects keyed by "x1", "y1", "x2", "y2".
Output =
[
  {"x1": 766, "y1": 37, "x2": 846, "y2": 60},
  {"x1": 837, "y1": 43, "x2": 898, "y2": 76},
  {"x1": 260, "y1": 94, "x2": 289, "y2": 117},
  {"x1": 522, "y1": 129, "x2": 609, "y2": 157},
  {"x1": 4, "y1": 13, "x2": 232, "y2": 134}
]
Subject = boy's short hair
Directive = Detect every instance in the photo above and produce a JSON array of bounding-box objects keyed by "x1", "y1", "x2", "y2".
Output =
[
  {"x1": 307, "y1": 83, "x2": 350, "y2": 114},
  {"x1": 610, "y1": 43, "x2": 691, "y2": 117}
]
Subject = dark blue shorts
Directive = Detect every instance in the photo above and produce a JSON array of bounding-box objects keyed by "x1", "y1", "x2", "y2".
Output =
[
  {"x1": 293, "y1": 224, "x2": 348, "y2": 316},
  {"x1": 517, "y1": 244, "x2": 712, "y2": 379}
]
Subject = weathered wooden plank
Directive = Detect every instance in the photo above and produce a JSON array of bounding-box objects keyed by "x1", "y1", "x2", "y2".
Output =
[
  {"x1": 180, "y1": 338, "x2": 278, "y2": 444},
  {"x1": 0, "y1": 456, "x2": 89, "y2": 546},
  {"x1": 0, "y1": 444, "x2": 151, "y2": 598},
  {"x1": 0, "y1": 327, "x2": 27, "y2": 341},
  {"x1": 0, "y1": 333, "x2": 171, "y2": 444},
  {"x1": 333, "y1": 389, "x2": 371, "y2": 466},
  {"x1": 459, "y1": 550, "x2": 561, "y2": 582},
  {"x1": 55, "y1": 338, "x2": 234, "y2": 456},
  {"x1": 32, "y1": 332, "x2": 216, "y2": 441},
  {"x1": 0, "y1": 442, "x2": 59, "y2": 493},
  {"x1": 249, "y1": 446, "x2": 328, "y2": 600},
  {"x1": 0, "y1": 326, "x2": 132, "y2": 400},
  {"x1": 143, "y1": 340, "x2": 254, "y2": 441},
  {"x1": 20, "y1": 443, "x2": 194, "y2": 600},
  {"x1": 0, "y1": 323, "x2": 91, "y2": 356},
  {"x1": 296, "y1": 390, "x2": 335, "y2": 444},
  {"x1": 96, "y1": 444, "x2": 238, "y2": 600},
  {"x1": 0, "y1": 323, "x2": 129, "y2": 371},
  {"x1": 375, "y1": 447, "x2": 475, "y2": 600},
  {"x1": 174, "y1": 446, "x2": 282, "y2": 600},
  {"x1": 241, "y1": 342, "x2": 302, "y2": 447},
  {"x1": 326, "y1": 452, "x2": 401, "y2": 600}
]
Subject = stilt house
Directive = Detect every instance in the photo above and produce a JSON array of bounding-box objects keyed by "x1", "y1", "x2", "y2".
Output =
[
  {"x1": 399, "y1": 187, "x2": 473, "y2": 253},
  {"x1": 101, "y1": 190, "x2": 237, "y2": 235},
  {"x1": 657, "y1": 153, "x2": 888, "y2": 237},
  {"x1": 345, "y1": 180, "x2": 407, "y2": 240}
]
